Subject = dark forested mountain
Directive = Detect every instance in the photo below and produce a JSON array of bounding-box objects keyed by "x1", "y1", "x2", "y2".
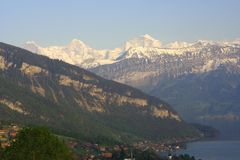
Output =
[{"x1": 0, "y1": 42, "x2": 200, "y2": 143}]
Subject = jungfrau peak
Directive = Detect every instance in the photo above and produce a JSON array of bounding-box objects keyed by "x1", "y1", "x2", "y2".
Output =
[{"x1": 123, "y1": 34, "x2": 162, "y2": 50}]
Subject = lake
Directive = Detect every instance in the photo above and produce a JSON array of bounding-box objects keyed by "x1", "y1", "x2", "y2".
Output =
[{"x1": 176, "y1": 140, "x2": 240, "y2": 160}]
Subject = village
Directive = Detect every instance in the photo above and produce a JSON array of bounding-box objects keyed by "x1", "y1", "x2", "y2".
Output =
[
  {"x1": 66, "y1": 139, "x2": 187, "y2": 160},
  {"x1": 0, "y1": 122, "x2": 187, "y2": 160}
]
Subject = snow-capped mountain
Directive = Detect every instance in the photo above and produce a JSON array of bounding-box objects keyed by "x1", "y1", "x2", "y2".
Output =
[
  {"x1": 24, "y1": 39, "x2": 121, "y2": 68},
  {"x1": 23, "y1": 34, "x2": 240, "y2": 69},
  {"x1": 25, "y1": 34, "x2": 164, "y2": 68}
]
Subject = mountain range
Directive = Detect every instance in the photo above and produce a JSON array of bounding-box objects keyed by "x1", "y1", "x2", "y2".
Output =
[
  {"x1": 23, "y1": 35, "x2": 240, "y2": 138},
  {"x1": 0, "y1": 42, "x2": 200, "y2": 143},
  {"x1": 23, "y1": 34, "x2": 240, "y2": 69}
]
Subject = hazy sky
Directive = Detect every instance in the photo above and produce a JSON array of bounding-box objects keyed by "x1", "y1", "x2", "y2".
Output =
[{"x1": 1, "y1": 0, "x2": 240, "y2": 49}]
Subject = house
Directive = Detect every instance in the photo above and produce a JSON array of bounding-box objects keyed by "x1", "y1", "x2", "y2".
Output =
[
  {"x1": 11, "y1": 125, "x2": 20, "y2": 131},
  {"x1": 113, "y1": 145, "x2": 121, "y2": 152},
  {"x1": 1, "y1": 141, "x2": 10, "y2": 148},
  {"x1": 9, "y1": 130, "x2": 17, "y2": 138},
  {"x1": 101, "y1": 152, "x2": 112, "y2": 158},
  {"x1": 99, "y1": 146, "x2": 106, "y2": 152},
  {"x1": 0, "y1": 129, "x2": 8, "y2": 135}
]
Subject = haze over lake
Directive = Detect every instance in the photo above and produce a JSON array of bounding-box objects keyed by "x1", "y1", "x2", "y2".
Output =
[{"x1": 177, "y1": 140, "x2": 240, "y2": 160}]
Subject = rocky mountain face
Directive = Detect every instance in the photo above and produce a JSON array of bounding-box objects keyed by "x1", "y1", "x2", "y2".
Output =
[{"x1": 0, "y1": 42, "x2": 199, "y2": 143}]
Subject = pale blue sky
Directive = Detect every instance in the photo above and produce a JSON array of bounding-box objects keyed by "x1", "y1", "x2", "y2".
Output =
[{"x1": 1, "y1": 0, "x2": 240, "y2": 49}]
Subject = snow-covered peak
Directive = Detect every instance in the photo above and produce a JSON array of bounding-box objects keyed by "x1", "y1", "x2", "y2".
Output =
[
  {"x1": 70, "y1": 39, "x2": 86, "y2": 45},
  {"x1": 23, "y1": 39, "x2": 120, "y2": 68},
  {"x1": 191, "y1": 40, "x2": 228, "y2": 47},
  {"x1": 191, "y1": 40, "x2": 211, "y2": 47},
  {"x1": 68, "y1": 39, "x2": 89, "y2": 50},
  {"x1": 232, "y1": 39, "x2": 240, "y2": 45},
  {"x1": 124, "y1": 34, "x2": 162, "y2": 50},
  {"x1": 166, "y1": 41, "x2": 192, "y2": 49},
  {"x1": 141, "y1": 34, "x2": 156, "y2": 41}
]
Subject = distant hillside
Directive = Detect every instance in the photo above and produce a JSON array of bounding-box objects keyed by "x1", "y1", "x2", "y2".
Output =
[
  {"x1": 150, "y1": 65, "x2": 240, "y2": 122},
  {"x1": 0, "y1": 42, "x2": 200, "y2": 143}
]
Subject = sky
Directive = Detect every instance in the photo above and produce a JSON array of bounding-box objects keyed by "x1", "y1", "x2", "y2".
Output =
[{"x1": 1, "y1": 0, "x2": 240, "y2": 49}]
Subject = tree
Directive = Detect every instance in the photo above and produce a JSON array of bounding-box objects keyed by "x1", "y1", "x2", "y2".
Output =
[{"x1": 2, "y1": 127, "x2": 73, "y2": 160}]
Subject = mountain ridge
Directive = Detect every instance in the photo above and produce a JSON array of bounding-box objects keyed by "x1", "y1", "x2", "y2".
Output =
[{"x1": 0, "y1": 42, "x2": 200, "y2": 143}]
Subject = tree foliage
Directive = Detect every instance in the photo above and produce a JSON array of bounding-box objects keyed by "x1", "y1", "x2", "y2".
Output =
[{"x1": 2, "y1": 127, "x2": 73, "y2": 160}]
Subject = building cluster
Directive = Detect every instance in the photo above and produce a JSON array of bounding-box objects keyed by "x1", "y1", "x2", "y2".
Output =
[
  {"x1": 66, "y1": 138, "x2": 192, "y2": 160},
  {"x1": 67, "y1": 141, "x2": 135, "y2": 160},
  {"x1": 133, "y1": 140, "x2": 186, "y2": 153},
  {"x1": 0, "y1": 124, "x2": 20, "y2": 148}
]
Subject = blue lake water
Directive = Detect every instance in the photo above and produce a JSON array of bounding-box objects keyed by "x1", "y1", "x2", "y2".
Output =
[{"x1": 176, "y1": 140, "x2": 240, "y2": 160}]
